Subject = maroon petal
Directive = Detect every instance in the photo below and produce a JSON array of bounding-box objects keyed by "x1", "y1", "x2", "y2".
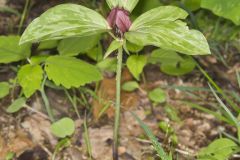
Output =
[
  {"x1": 107, "y1": 8, "x2": 132, "y2": 35},
  {"x1": 115, "y1": 10, "x2": 132, "y2": 33},
  {"x1": 107, "y1": 8, "x2": 118, "y2": 28}
]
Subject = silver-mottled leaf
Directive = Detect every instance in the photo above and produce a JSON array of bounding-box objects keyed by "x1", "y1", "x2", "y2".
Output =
[
  {"x1": 126, "y1": 6, "x2": 210, "y2": 55},
  {"x1": 106, "y1": 0, "x2": 139, "y2": 12},
  {"x1": 20, "y1": 4, "x2": 110, "y2": 44}
]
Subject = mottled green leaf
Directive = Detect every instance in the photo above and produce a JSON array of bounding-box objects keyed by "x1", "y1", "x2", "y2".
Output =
[
  {"x1": 148, "y1": 88, "x2": 166, "y2": 103},
  {"x1": 160, "y1": 56, "x2": 195, "y2": 76},
  {"x1": 133, "y1": 0, "x2": 163, "y2": 15},
  {"x1": 0, "y1": 82, "x2": 10, "y2": 98},
  {"x1": 58, "y1": 35, "x2": 100, "y2": 56},
  {"x1": 126, "y1": 55, "x2": 147, "y2": 80},
  {"x1": 38, "y1": 40, "x2": 58, "y2": 50},
  {"x1": 86, "y1": 44, "x2": 103, "y2": 62},
  {"x1": 6, "y1": 97, "x2": 26, "y2": 113},
  {"x1": 149, "y1": 49, "x2": 196, "y2": 76},
  {"x1": 198, "y1": 138, "x2": 237, "y2": 160},
  {"x1": 106, "y1": 0, "x2": 139, "y2": 12},
  {"x1": 104, "y1": 40, "x2": 122, "y2": 59},
  {"x1": 126, "y1": 41, "x2": 143, "y2": 53},
  {"x1": 126, "y1": 6, "x2": 210, "y2": 55},
  {"x1": 20, "y1": 4, "x2": 109, "y2": 44},
  {"x1": 149, "y1": 49, "x2": 183, "y2": 65},
  {"x1": 0, "y1": 36, "x2": 31, "y2": 63},
  {"x1": 18, "y1": 64, "x2": 43, "y2": 98},
  {"x1": 30, "y1": 55, "x2": 49, "y2": 65},
  {"x1": 182, "y1": 0, "x2": 201, "y2": 11},
  {"x1": 45, "y1": 56, "x2": 102, "y2": 88},
  {"x1": 51, "y1": 117, "x2": 75, "y2": 138},
  {"x1": 201, "y1": 0, "x2": 240, "y2": 25},
  {"x1": 122, "y1": 81, "x2": 139, "y2": 92}
]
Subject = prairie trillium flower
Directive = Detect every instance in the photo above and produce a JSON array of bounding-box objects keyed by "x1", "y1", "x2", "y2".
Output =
[
  {"x1": 107, "y1": 7, "x2": 132, "y2": 35},
  {"x1": 20, "y1": 0, "x2": 210, "y2": 56},
  {"x1": 19, "y1": 0, "x2": 210, "y2": 160}
]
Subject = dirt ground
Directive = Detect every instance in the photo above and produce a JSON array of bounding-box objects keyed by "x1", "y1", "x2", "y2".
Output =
[{"x1": 0, "y1": 0, "x2": 240, "y2": 160}]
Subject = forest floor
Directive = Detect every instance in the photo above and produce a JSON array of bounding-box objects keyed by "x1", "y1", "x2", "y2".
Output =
[{"x1": 0, "y1": 0, "x2": 240, "y2": 160}]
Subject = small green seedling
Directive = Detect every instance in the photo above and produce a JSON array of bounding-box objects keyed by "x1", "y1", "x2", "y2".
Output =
[
  {"x1": 159, "y1": 121, "x2": 178, "y2": 145},
  {"x1": 50, "y1": 117, "x2": 75, "y2": 138},
  {"x1": 148, "y1": 88, "x2": 167, "y2": 104},
  {"x1": 122, "y1": 81, "x2": 139, "y2": 92},
  {"x1": 198, "y1": 138, "x2": 238, "y2": 160},
  {"x1": 6, "y1": 97, "x2": 26, "y2": 113},
  {"x1": 0, "y1": 82, "x2": 10, "y2": 98}
]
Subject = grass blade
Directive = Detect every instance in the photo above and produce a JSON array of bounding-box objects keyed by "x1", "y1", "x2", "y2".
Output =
[
  {"x1": 131, "y1": 112, "x2": 170, "y2": 160},
  {"x1": 84, "y1": 115, "x2": 92, "y2": 160}
]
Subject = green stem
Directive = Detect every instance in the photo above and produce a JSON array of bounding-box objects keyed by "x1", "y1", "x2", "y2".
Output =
[
  {"x1": 64, "y1": 89, "x2": 80, "y2": 119},
  {"x1": 18, "y1": 0, "x2": 31, "y2": 34},
  {"x1": 113, "y1": 47, "x2": 123, "y2": 160},
  {"x1": 40, "y1": 76, "x2": 55, "y2": 122}
]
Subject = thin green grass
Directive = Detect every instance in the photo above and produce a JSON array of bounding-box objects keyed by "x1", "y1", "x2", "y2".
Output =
[
  {"x1": 131, "y1": 112, "x2": 171, "y2": 160},
  {"x1": 84, "y1": 113, "x2": 92, "y2": 160}
]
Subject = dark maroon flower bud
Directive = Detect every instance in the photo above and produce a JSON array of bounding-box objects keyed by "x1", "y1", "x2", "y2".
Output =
[{"x1": 107, "y1": 8, "x2": 132, "y2": 35}]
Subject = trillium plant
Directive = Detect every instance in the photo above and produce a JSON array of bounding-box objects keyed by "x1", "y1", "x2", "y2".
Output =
[{"x1": 20, "y1": 0, "x2": 210, "y2": 159}]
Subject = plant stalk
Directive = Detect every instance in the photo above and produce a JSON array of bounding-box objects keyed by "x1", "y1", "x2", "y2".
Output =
[
  {"x1": 40, "y1": 76, "x2": 55, "y2": 122},
  {"x1": 113, "y1": 47, "x2": 123, "y2": 160},
  {"x1": 18, "y1": 0, "x2": 31, "y2": 34}
]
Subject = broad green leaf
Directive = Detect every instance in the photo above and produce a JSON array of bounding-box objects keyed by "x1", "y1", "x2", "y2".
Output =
[
  {"x1": 18, "y1": 64, "x2": 43, "y2": 98},
  {"x1": 148, "y1": 88, "x2": 166, "y2": 103},
  {"x1": 149, "y1": 49, "x2": 196, "y2": 76},
  {"x1": 86, "y1": 44, "x2": 103, "y2": 62},
  {"x1": 97, "y1": 58, "x2": 117, "y2": 72},
  {"x1": 0, "y1": 36, "x2": 31, "y2": 63},
  {"x1": 126, "y1": 41, "x2": 143, "y2": 53},
  {"x1": 201, "y1": 0, "x2": 240, "y2": 25},
  {"x1": 0, "y1": 82, "x2": 10, "y2": 98},
  {"x1": 126, "y1": 55, "x2": 147, "y2": 80},
  {"x1": 104, "y1": 40, "x2": 122, "y2": 59},
  {"x1": 122, "y1": 81, "x2": 139, "y2": 92},
  {"x1": 126, "y1": 6, "x2": 210, "y2": 55},
  {"x1": 182, "y1": 0, "x2": 201, "y2": 11},
  {"x1": 20, "y1": 4, "x2": 109, "y2": 45},
  {"x1": 149, "y1": 49, "x2": 183, "y2": 65},
  {"x1": 133, "y1": 0, "x2": 163, "y2": 15},
  {"x1": 198, "y1": 138, "x2": 237, "y2": 160},
  {"x1": 161, "y1": 56, "x2": 196, "y2": 76},
  {"x1": 45, "y1": 56, "x2": 102, "y2": 88},
  {"x1": 38, "y1": 40, "x2": 58, "y2": 50},
  {"x1": 51, "y1": 117, "x2": 75, "y2": 138},
  {"x1": 30, "y1": 55, "x2": 49, "y2": 65},
  {"x1": 58, "y1": 35, "x2": 100, "y2": 56},
  {"x1": 6, "y1": 97, "x2": 26, "y2": 113},
  {"x1": 106, "y1": 0, "x2": 139, "y2": 12}
]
